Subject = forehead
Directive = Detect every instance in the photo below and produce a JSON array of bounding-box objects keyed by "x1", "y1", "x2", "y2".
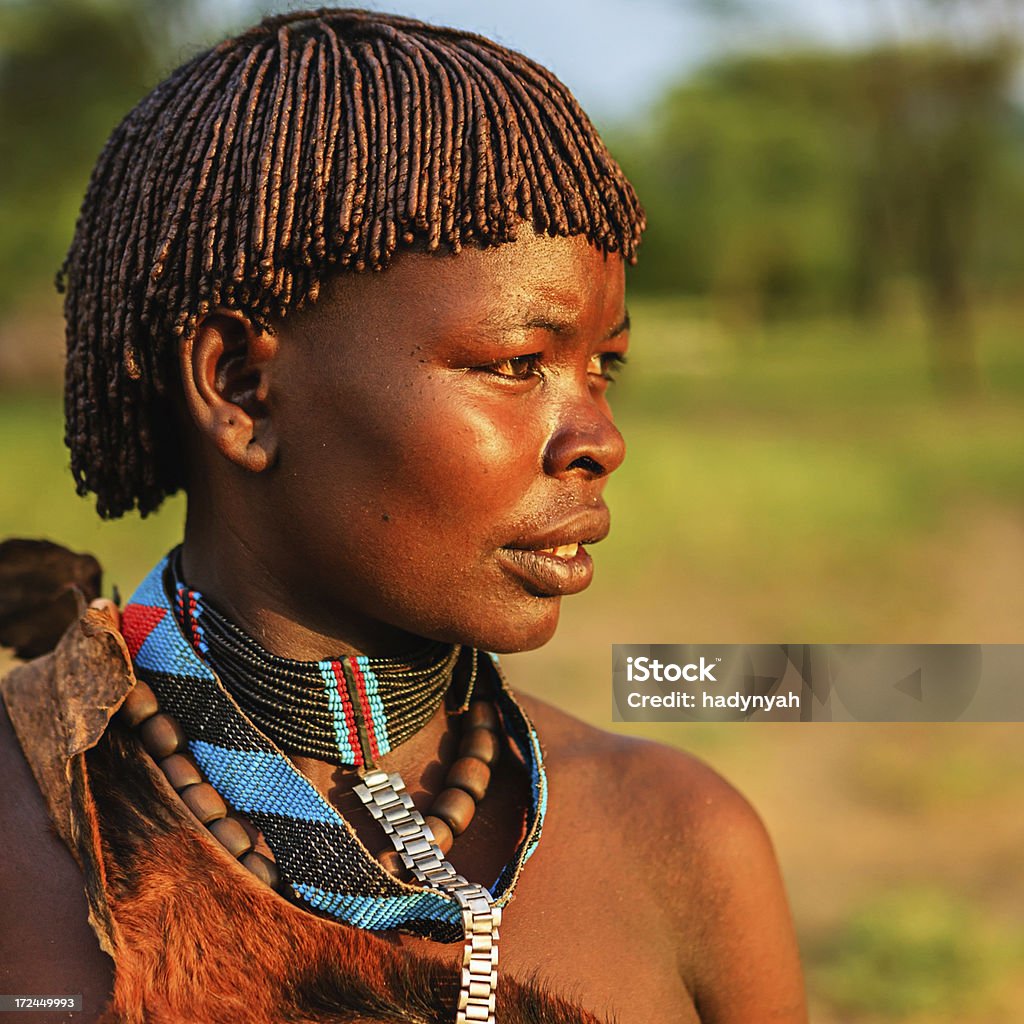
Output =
[{"x1": 292, "y1": 230, "x2": 626, "y2": 347}]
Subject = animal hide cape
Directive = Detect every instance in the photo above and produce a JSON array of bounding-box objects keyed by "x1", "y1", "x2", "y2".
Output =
[{"x1": 0, "y1": 551, "x2": 604, "y2": 1024}]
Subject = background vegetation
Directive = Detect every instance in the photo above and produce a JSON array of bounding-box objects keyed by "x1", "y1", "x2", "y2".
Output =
[{"x1": 1, "y1": 1, "x2": 1021, "y2": 1020}]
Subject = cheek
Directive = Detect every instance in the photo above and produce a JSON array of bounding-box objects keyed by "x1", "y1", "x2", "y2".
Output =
[
  {"x1": 285, "y1": 379, "x2": 542, "y2": 549},
  {"x1": 414, "y1": 401, "x2": 539, "y2": 501},
  {"x1": 386, "y1": 376, "x2": 535, "y2": 479}
]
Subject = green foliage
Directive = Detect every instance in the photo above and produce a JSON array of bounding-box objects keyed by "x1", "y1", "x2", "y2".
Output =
[
  {"x1": 0, "y1": 0, "x2": 242, "y2": 314},
  {"x1": 0, "y1": 391, "x2": 185, "y2": 596},
  {"x1": 617, "y1": 44, "x2": 1023, "y2": 328},
  {"x1": 0, "y1": 1, "x2": 161, "y2": 311},
  {"x1": 617, "y1": 53, "x2": 854, "y2": 307}
]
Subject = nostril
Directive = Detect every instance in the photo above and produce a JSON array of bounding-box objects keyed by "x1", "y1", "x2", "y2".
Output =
[{"x1": 568, "y1": 455, "x2": 604, "y2": 475}]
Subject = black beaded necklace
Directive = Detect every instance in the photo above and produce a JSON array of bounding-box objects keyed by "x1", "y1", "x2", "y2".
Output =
[{"x1": 171, "y1": 557, "x2": 465, "y2": 770}]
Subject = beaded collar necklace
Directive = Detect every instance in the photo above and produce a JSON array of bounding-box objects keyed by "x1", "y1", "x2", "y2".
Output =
[
  {"x1": 121, "y1": 552, "x2": 548, "y2": 949},
  {"x1": 171, "y1": 558, "x2": 464, "y2": 770}
]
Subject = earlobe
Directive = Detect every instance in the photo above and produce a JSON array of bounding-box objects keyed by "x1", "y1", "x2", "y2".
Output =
[{"x1": 180, "y1": 310, "x2": 280, "y2": 473}]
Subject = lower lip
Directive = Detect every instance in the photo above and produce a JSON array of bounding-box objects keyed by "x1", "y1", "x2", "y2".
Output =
[{"x1": 495, "y1": 545, "x2": 595, "y2": 597}]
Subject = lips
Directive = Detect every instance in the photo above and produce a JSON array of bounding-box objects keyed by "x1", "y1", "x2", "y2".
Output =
[
  {"x1": 496, "y1": 509, "x2": 609, "y2": 596},
  {"x1": 495, "y1": 544, "x2": 594, "y2": 596}
]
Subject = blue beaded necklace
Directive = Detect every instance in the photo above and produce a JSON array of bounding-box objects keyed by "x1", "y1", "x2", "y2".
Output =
[{"x1": 121, "y1": 552, "x2": 548, "y2": 943}]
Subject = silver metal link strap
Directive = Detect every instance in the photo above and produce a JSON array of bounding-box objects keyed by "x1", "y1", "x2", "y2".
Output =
[{"x1": 354, "y1": 769, "x2": 502, "y2": 1024}]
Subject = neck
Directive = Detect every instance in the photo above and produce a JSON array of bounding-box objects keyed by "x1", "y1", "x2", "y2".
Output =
[
  {"x1": 170, "y1": 551, "x2": 473, "y2": 773},
  {"x1": 181, "y1": 514, "x2": 419, "y2": 659}
]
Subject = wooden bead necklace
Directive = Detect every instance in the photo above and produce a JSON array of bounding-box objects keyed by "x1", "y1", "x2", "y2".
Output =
[
  {"x1": 373, "y1": 698, "x2": 502, "y2": 878},
  {"x1": 117, "y1": 677, "x2": 281, "y2": 889},
  {"x1": 116, "y1": 677, "x2": 503, "y2": 888}
]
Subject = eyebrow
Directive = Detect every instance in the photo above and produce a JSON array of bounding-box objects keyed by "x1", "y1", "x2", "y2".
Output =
[
  {"x1": 506, "y1": 309, "x2": 631, "y2": 341},
  {"x1": 604, "y1": 311, "x2": 631, "y2": 341}
]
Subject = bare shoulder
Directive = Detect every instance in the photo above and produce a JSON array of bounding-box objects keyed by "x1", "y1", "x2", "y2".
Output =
[
  {"x1": 517, "y1": 691, "x2": 757, "y2": 842},
  {"x1": 0, "y1": 689, "x2": 113, "y2": 1021},
  {"x1": 519, "y1": 693, "x2": 770, "y2": 907},
  {"x1": 518, "y1": 692, "x2": 808, "y2": 1023}
]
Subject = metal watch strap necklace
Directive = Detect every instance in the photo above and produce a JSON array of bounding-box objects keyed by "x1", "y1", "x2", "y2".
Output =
[
  {"x1": 355, "y1": 770, "x2": 501, "y2": 1024},
  {"x1": 156, "y1": 554, "x2": 509, "y2": 1023}
]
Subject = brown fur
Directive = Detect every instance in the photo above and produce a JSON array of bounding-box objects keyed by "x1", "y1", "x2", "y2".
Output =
[{"x1": 0, "y1": 539, "x2": 101, "y2": 658}]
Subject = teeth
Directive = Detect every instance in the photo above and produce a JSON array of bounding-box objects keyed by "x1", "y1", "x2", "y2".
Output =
[{"x1": 539, "y1": 543, "x2": 579, "y2": 559}]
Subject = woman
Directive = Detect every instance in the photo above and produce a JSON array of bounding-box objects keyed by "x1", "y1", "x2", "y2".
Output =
[{"x1": 0, "y1": 9, "x2": 806, "y2": 1023}]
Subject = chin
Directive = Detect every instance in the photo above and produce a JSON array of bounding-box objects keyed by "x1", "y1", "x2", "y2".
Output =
[{"x1": 470, "y1": 600, "x2": 562, "y2": 655}]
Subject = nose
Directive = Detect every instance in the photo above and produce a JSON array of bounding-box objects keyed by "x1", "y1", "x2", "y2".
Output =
[{"x1": 542, "y1": 398, "x2": 626, "y2": 480}]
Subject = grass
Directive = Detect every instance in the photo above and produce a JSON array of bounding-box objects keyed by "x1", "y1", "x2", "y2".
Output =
[
  {"x1": 808, "y1": 886, "x2": 1024, "y2": 1019},
  {"x1": 0, "y1": 391, "x2": 185, "y2": 597}
]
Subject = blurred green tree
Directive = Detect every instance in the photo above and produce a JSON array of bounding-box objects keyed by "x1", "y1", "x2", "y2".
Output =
[
  {"x1": 619, "y1": 42, "x2": 1021, "y2": 390},
  {"x1": 0, "y1": 0, "x2": 234, "y2": 316}
]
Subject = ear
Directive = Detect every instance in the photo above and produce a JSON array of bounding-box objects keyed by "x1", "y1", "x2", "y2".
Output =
[{"x1": 179, "y1": 310, "x2": 280, "y2": 473}]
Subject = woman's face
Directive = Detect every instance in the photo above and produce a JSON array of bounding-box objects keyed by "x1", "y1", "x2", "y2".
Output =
[{"x1": 261, "y1": 229, "x2": 628, "y2": 654}]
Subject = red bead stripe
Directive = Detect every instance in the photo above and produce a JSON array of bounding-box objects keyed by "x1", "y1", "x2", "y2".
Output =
[
  {"x1": 329, "y1": 660, "x2": 363, "y2": 766},
  {"x1": 121, "y1": 604, "x2": 167, "y2": 660},
  {"x1": 349, "y1": 659, "x2": 381, "y2": 764}
]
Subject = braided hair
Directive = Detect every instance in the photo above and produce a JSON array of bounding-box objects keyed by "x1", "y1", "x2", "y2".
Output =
[{"x1": 60, "y1": 8, "x2": 645, "y2": 519}]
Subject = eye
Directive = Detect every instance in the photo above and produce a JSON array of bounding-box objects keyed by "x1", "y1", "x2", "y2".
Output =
[
  {"x1": 482, "y1": 353, "x2": 544, "y2": 381},
  {"x1": 588, "y1": 352, "x2": 627, "y2": 383}
]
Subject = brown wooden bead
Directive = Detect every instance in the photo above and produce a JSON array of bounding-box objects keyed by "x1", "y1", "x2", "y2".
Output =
[
  {"x1": 159, "y1": 753, "x2": 202, "y2": 791},
  {"x1": 208, "y1": 816, "x2": 254, "y2": 858},
  {"x1": 464, "y1": 700, "x2": 500, "y2": 733},
  {"x1": 117, "y1": 680, "x2": 159, "y2": 728},
  {"x1": 137, "y1": 712, "x2": 187, "y2": 758},
  {"x1": 376, "y1": 848, "x2": 407, "y2": 878},
  {"x1": 423, "y1": 814, "x2": 454, "y2": 854},
  {"x1": 241, "y1": 851, "x2": 280, "y2": 889},
  {"x1": 445, "y1": 756, "x2": 490, "y2": 802},
  {"x1": 459, "y1": 726, "x2": 501, "y2": 767},
  {"x1": 431, "y1": 787, "x2": 476, "y2": 836},
  {"x1": 180, "y1": 782, "x2": 228, "y2": 824}
]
